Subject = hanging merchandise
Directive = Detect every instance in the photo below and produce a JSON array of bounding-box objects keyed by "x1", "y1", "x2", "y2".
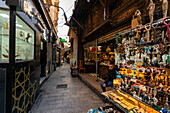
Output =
[
  {"x1": 160, "y1": 0, "x2": 168, "y2": 18},
  {"x1": 115, "y1": 33, "x2": 121, "y2": 45},
  {"x1": 162, "y1": 17, "x2": 170, "y2": 40},
  {"x1": 101, "y1": 14, "x2": 170, "y2": 113},
  {"x1": 147, "y1": 0, "x2": 155, "y2": 23},
  {"x1": 91, "y1": 46, "x2": 96, "y2": 52}
]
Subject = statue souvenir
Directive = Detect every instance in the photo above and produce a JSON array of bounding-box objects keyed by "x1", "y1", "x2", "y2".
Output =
[
  {"x1": 145, "y1": 67, "x2": 151, "y2": 82},
  {"x1": 132, "y1": 90, "x2": 137, "y2": 98},
  {"x1": 159, "y1": 43, "x2": 166, "y2": 54},
  {"x1": 122, "y1": 36, "x2": 126, "y2": 44},
  {"x1": 153, "y1": 87, "x2": 157, "y2": 98},
  {"x1": 153, "y1": 96, "x2": 158, "y2": 106},
  {"x1": 160, "y1": 0, "x2": 168, "y2": 18},
  {"x1": 143, "y1": 92, "x2": 148, "y2": 103},
  {"x1": 135, "y1": 10, "x2": 142, "y2": 26},
  {"x1": 152, "y1": 55, "x2": 157, "y2": 67},
  {"x1": 106, "y1": 46, "x2": 111, "y2": 54},
  {"x1": 151, "y1": 30, "x2": 155, "y2": 42},
  {"x1": 144, "y1": 23, "x2": 152, "y2": 43},
  {"x1": 121, "y1": 78, "x2": 125, "y2": 89},
  {"x1": 148, "y1": 88, "x2": 153, "y2": 99},
  {"x1": 164, "y1": 96, "x2": 170, "y2": 110},
  {"x1": 141, "y1": 32, "x2": 147, "y2": 43},
  {"x1": 147, "y1": 0, "x2": 155, "y2": 23}
]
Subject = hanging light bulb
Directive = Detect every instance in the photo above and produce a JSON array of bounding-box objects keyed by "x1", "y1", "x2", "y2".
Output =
[{"x1": 87, "y1": 0, "x2": 90, "y2": 2}]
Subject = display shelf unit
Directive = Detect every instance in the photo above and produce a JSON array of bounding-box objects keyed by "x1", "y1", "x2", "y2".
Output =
[
  {"x1": 119, "y1": 89, "x2": 161, "y2": 112},
  {"x1": 105, "y1": 96, "x2": 128, "y2": 113},
  {"x1": 102, "y1": 89, "x2": 161, "y2": 113}
]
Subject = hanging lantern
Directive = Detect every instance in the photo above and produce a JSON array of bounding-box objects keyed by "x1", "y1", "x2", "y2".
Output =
[{"x1": 87, "y1": 0, "x2": 90, "y2": 2}]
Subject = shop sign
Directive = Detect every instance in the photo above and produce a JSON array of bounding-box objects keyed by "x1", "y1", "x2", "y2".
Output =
[{"x1": 44, "y1": 29, "x2": 50, "y2": 42}]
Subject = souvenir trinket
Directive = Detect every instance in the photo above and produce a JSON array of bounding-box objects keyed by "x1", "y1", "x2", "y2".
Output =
[
  {"x1": 162, "y1": 17, "x2": 170, "y2": 41},
  {"x1": 144, "y1": 24, "x2": 152, "y2": 43},
  {"x1": 160, "y1": 0, "x2": 168, "y2": 18},
  {"x1": 147, "y1": 0, "x2": 155, "y2": 23},
  {"x1": 135, "y1": 10, "x2": 142, "y2": 26},
  {"x1": 24, "y1": 33, "x2": 32, "y2": 42},
  {"x1": 115, "y1": 33, "x2": 121, "y2": 45},
  {"x1": 135, "y1": 26, "x2": 141, "y2": 39},
  {"x1": 151, "y1": 23, "x2": 162, "y2": 43}
]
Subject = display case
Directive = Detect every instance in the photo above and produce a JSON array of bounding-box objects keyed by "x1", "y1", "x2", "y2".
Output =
[
  {"x1": 102, "y1": 89, "x2": 160, "y2": 113},
  {"x1": 15, "y1": 15, "x2": 34, "y2": 61},
  {"x1": 0, "y1": 9, "x2": 34, "y2": 62},
  {"x1": 0, "y1": 9, "x2": 9, "y2": 62}
]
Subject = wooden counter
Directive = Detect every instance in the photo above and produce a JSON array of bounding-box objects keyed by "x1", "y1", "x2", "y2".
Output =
[
  {"x1": 84, "y1": 64, "x2": 96, "y2": 73},
  {"x1": 99, "y1": 65, "x2": 109, "y2": 80}
]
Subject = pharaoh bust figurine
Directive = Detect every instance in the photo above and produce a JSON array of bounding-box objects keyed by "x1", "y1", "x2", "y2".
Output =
[
  {"x1": 147, "y1": 0, "x2": 155, "y2": 23},
  {"x1": 135, "y1": 10, "x2": 142, "y2": 26},
  {"x1": 160, "y1": 0, "x2": 168, "y2": 18},
  {"x1": 106, "y1": 46, "x2": 111, "y2": 53}
]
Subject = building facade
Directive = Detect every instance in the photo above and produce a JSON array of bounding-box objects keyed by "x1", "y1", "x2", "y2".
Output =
[
  {"x1": 69, "y1": 0, "x2": 170, "y2": 66},
  {"x1": 68, "y1": 27, "x2": 78, "y2": 66},
  {"x1": 0, "y1": 0, "x2": 59, "y2": 112}
]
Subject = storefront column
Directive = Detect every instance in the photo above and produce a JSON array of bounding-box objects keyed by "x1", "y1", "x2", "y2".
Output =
[
  {"x1": 96, "y1": 38, "x2": 98, "y2": 81},
  {"x1": 78, "y1": 38, "x2": 84, "y2": 65},
  {"x1": 6, "y1": 5, "x2": 16, "y2": 113}
]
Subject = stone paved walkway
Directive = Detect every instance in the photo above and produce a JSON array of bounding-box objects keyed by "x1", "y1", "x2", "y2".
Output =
[{"x1": 30, "y1": 65, "x2": 105, "y2": 113}]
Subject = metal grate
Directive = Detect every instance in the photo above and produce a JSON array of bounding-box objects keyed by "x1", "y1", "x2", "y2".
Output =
[{"x1": 56, "y1": 84, "x2": 67, "y2": 88}]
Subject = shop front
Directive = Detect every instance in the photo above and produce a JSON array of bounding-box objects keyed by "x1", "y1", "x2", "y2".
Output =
[
  {"x1": 0, "y1": 0, "x2": 53, "y2": 112},
  {"x1": 70, "y1": 0, "x2": 170, "y2": 112}
]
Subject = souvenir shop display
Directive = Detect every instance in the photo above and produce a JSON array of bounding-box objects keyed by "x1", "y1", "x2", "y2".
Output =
[{"x1": 102, "y1": 10, "x2": 170, "y2": 112}]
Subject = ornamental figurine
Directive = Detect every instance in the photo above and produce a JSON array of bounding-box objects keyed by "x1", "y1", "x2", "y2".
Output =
[
  {"x1": 147, "y1": 0, "x2": 155, "y2": 23},
  {"x1": 160, "y1": 0, "x2": 168, "y2": 18},
  {"x1": 24, "y1": 33, "x2": 32, "y2": 42},
  {"x1": 164, "y1": 96, "x2": 170, "y2": 110},
  {"x1": 135, "y1": 10, "x2": 142, "y2": 26},
  {"x1": 153, "y1": 87, "x2": 157, "y2": 97}
]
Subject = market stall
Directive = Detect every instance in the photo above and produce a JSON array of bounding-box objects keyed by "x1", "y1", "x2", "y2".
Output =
[{"x1": 99, "y1": 14, "x2": 170, "y2": 112}]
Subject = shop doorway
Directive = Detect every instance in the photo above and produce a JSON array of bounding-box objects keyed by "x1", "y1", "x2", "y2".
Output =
[{"x1": 40, "y1": 41, "x2": 47, "y2": 77}]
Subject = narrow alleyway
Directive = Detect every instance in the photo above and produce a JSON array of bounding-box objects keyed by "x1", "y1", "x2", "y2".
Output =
[{"x1": 30, "y1": 65, "x2": 105, "y2": 113}]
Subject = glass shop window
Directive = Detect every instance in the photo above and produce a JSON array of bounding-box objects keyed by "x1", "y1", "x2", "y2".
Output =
[
  {"x1": 15, "y1": 15, "x2": 34, "y2": 61},
  {"x1": 0, "y1": 9, "x2": 9, "y2": 62}
]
